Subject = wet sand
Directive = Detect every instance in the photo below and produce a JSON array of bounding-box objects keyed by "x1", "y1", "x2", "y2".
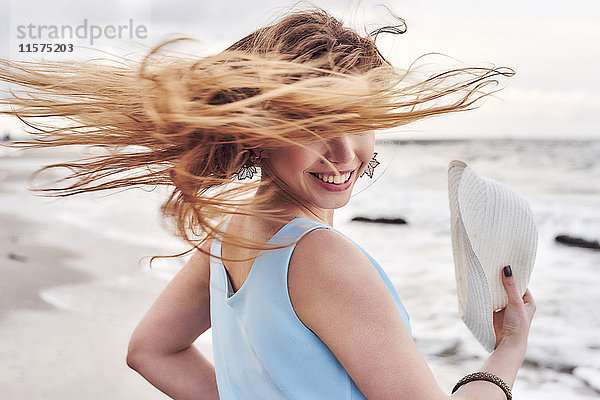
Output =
[
  {"x1": 0, "y1": 212, "x2": 175, "y2": 399},
  {"x1": 0, "y1": 146, "x2": 210, "y2": 399}
]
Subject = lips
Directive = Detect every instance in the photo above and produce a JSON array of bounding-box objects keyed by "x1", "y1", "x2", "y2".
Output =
[{"x1": 309, "y1": 169, "x2": 355, "y2": 192}]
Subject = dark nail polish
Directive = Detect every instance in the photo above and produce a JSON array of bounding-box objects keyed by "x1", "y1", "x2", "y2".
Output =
[{"x1": 503, "y1": 265, "x2": 512, "y2": 277}]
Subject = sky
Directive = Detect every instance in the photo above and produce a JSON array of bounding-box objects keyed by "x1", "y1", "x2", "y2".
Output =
[{"x1": 1, "y1": 0, "x2": 599, "y2": 139}]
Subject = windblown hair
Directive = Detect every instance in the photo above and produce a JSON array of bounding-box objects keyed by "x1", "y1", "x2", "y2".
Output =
[{"x1": 0, "y1": 5, "x2": 513, "y2": 263}]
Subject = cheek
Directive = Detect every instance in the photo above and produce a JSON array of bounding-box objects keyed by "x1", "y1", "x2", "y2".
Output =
[
  {"x1": 268, "y1": 147, "x2": 319, "y2": 178},
  {"x1": 357, "y1": 134, "x2": 375, "y2": 159}
]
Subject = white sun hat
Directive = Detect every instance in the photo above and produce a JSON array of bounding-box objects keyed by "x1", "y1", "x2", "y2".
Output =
[{"x1": 448, "y1": 160, "x2": 538, "y2": 352}]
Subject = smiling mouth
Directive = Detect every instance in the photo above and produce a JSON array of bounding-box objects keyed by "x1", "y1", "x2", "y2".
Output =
[{"x1": 309, "y1": 170, "x2": 353, "y2": 185}]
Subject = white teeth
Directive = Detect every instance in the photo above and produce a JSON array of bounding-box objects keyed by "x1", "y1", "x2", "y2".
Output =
[{"x1": 315, "y1": 172, "x2": 352, "y2": 185}]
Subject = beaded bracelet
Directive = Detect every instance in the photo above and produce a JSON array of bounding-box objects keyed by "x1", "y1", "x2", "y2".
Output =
[{"x1": 451, "y1": 371, "x2": 512, "y2": 400}]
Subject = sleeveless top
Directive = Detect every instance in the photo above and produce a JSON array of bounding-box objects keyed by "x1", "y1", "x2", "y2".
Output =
[{"x1": 209, "y1": 217, "x2": 411, "y2": 399}]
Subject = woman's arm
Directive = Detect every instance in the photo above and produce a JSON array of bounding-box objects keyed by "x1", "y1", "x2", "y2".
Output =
[
  {"x1": 452, "y1": 282, "x2": 535, "y2": 399},
  {"x1": 288, "y1": 229, "x2": 535, "y2": 400},
  {"x1": 127, "y1": 242, "x2": 218, "y2": 400}
]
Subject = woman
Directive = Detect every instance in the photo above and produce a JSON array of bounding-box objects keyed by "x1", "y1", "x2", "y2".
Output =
[{"x1": 1, "y1": 6, "x2": 534, "y2": 400}]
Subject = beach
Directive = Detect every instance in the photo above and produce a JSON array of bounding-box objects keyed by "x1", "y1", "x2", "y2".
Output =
[
  {"x1": 0, "y1": 217, "x2": 177, "y2": 399},
  {"x1": 1, "y1": 139, "x2": 599, "y2": 399},
  {"x1": 0, "y1": 146, "x2": 205, "y2": 399}
]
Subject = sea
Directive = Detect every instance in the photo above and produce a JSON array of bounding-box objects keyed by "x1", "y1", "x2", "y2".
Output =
[{"x1": 1, "y1": 138, "x2": 599, "y2": 399}]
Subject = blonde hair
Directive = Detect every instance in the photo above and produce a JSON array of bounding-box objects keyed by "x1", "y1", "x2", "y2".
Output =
[{"x1": 0, "y1": 6, "x2": 513, "y2": 263}]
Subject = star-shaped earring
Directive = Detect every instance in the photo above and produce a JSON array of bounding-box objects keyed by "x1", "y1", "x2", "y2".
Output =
[
  {"x1": 360, "y1": 152, "x2": 380, "y2": 178},
  {"x1": 235, "y1": 150, "x2": 262, "y2": 180},
  {"x1": 235, "y1": 163, "x2": 257, "y2": 180}
]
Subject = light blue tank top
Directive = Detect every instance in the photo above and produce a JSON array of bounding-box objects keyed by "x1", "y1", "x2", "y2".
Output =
[{"x1": 209, "y1": 217, "x2": 411, "y2": 399}]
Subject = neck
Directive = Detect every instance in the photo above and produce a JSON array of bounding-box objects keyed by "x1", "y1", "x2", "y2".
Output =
[{"x1": 254, "y1": 180, "x2": 334, "y2": 226}]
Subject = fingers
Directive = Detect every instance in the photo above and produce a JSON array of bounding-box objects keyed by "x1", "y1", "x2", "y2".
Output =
[{"x1": 501, "y1": 265, "x2": 522, "y2": 307}]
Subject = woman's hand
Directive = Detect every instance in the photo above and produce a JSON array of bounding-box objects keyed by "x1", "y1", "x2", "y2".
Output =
[
  {"x1": 452, "y1": 266, "x2": 537, "y2": 398},
  {"x1": 493, "y1": 266, "x2": 536, "y2": 350}
]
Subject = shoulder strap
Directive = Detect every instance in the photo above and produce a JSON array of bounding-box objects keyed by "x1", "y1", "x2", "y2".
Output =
[{"x1": 267, "y1": 217, "x2": 332, "y2": 247}]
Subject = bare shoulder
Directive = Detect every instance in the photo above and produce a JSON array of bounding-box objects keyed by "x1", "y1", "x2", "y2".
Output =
[
  {"x1": 181, "y1": 239, "x2": 212, "y2": 279},
  {"x1": 289, "y1": 227, "x2": 371, "y2": 285},
  {"x1": 128, "y1": 239, "x2": 214, "y2": 356},
  {"x1": 288, "y1": 228, "x2": 446, "y2": 399},
  {"x1": 288, "y1": 228, "x2": 393, "y2": 328},
  {"x1": 151, "y1": 238, "x2": 213, "y2": 308}
]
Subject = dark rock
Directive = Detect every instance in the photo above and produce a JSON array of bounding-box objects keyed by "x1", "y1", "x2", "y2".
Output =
[
  {"x1": 7, "y1": 252, "x2": 28, "y2": 262},
  {"x1": 555, "y1": 235, "x2": 600, "y2": 250},
  {"x1": 351, "y1": 216, "x2": 407, "y2": 225},
  {"x1": 437, "y1": 340, "x2": 460, "y2": 357},
  {"x1": 523, "y1": 357, "x2": 576, "y2": 374}
]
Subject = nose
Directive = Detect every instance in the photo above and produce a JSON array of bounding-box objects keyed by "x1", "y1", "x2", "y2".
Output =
[{"x1": 324, "y1": 135, "x2": 354, "y2": 165}]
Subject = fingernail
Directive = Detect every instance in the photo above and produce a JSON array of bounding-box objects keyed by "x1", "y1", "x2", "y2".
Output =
[{"x1": 503, "y1": 265, "x2": 512, "y2": 277}]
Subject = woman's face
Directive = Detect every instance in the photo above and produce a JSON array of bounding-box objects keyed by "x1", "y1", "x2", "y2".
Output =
[{"x1": 262, "y1": 131, "x2": 375, "y2": 214}]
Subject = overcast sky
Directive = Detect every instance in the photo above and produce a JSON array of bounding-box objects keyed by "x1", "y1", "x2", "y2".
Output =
[{"x1": 2, "y1": 0, "x2": 599, "y2": 139}]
